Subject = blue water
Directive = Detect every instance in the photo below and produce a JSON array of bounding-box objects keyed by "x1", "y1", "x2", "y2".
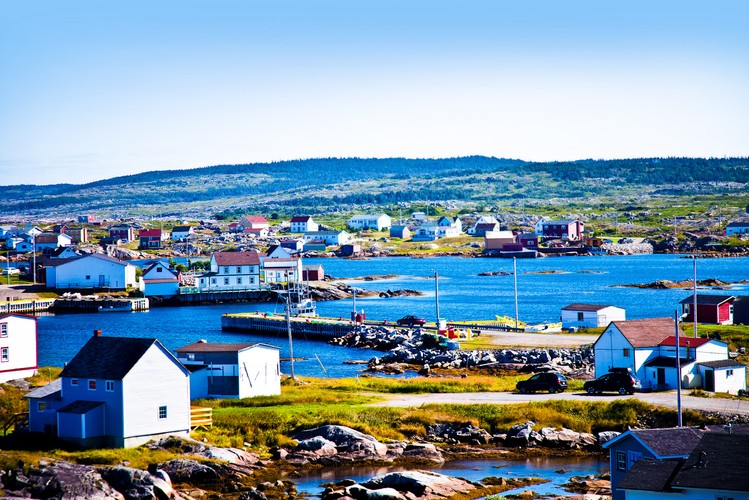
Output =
[
  {"x1": 292, "y1": 456, "x2": 607, "y2": 497},
  {"x1": 36, "y1": 254, "x2": 749, "y2": 376}
]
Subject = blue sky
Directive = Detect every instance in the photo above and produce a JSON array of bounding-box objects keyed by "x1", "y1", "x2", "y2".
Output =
[{"x1": 1, "y1": 1, "x2": 748, "y2": 186}]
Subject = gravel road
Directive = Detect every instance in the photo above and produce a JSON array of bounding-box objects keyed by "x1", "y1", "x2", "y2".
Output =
[
  {"x1": 373, "y1": 390, "x2": 749, "y2": 416},
  {"x1": 480, "y1": 331, "x2": 598, "y2": 347}
]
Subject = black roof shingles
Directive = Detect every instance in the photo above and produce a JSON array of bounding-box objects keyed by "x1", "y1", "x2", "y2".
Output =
[
  {"x1": 618, "y1": 459, "x2": 683, "y2": 492},
  {"x1": 671, "y1": 433, "x2": 749, "y2": 492},
  {"x1": 60, "y1": 336, "x2": 158, "y2": 380}
]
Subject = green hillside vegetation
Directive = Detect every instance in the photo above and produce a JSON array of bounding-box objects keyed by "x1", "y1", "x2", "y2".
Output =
[{"x1": 2, "y1": 157, "x2": 748, "y2": 221}]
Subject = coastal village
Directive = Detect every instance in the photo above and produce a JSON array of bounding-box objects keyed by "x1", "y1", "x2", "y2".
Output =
[
  {"x1": 1, "y1": 209, "x2": 749, "y2": 499},
  {"x1": 0, "y1": 196, "x2": 735, "y2": 499}
]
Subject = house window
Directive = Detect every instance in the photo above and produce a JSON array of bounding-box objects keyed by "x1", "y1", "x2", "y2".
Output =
[
  {"x1": 0, "y1": 348, "x2": 7, "y2": 363},
  {"x1": 105, "y1": 380, "x2": 115, "y2": 392},
  {"x1": 211, "y1": 278, "x2": 217, "y2": 284},
  {"x1": 156, "y1": 267, "x2": 162, "y2": 273},
  {"x1": 158, "y1": 405, "x2": 167, "y2": 419},
  {"x1": 623, "y1": 348, "x2": 630, "y2": 357},
  {"x1": 237, "y1": 277, "x2": 242, "y2": 285},
  {"x1": 727, "y1": 369, "x2": 734, "y2": 377},
  {"x1": 187, "y1": 353, "x2": 195, "y2": 361},
  {"x1": 0, "y1": 323, "x2": 7, "y2": 337},
  {"x1": 237, "y1": 266, "x2": 242, "y2": 273},
  {"x1": 250, "y1": 277, "x2": 255, "y2": 284},
  {"x1": 577, "y1": 312, "x2": 584, "y2": 321},
  {"x1": 616, "y1": 451, "x2": 626, "y2": 471},
  {"x1": 224, "y1": 267, "x2": 229, "y2": 274},
  {"x1": 38, "y1": 402, "x2": 46, "y2": 411},
  {"x1": 224, "y1": 278, "x2": 229, "y2": 285},
  {"x1": 71, "y1": 379, "x2": 78, "y2": 386},
  {"x1": 716, "y1": 496, "x2": 736, "y2": 500},
  {"x1": 85, "y1": 275, "x2": 91, "y2": 280},
  {"x1": 88, "y1": 380, "x2": 97, "y2": 390}
]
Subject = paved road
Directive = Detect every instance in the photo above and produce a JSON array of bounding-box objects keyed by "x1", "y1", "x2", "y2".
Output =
[{"x1": 373, "y1": 390, "x2": 749, "y2": 416}]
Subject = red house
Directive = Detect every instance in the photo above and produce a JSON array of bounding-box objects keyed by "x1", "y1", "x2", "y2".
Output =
[
  {"x1": 680, "y1": 294, "x2": 735, "y2": 325},
  {"x1": 541, "y1": 219, "x2": 584, "y2": 241},
  {"x1": 302, "y1": 264, "x2": 325, "y2": 281},
  {"x1": 139, "y1": 229, "x2": 166, "y2": 249}
]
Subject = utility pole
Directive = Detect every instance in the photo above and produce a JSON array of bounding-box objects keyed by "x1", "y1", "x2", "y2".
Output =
[
  {"x1": 513, "y1": 257, "x2": 519, "y2": 329},
  {"x1": 693, "y1": 256, "x2": 698, "y2": 338},
  {"x1": 434, "y1": 271, "x2": 440, "y2": 327},
  {"x1": 675, "y1": 310, "x2": 683, "y2": 427}
]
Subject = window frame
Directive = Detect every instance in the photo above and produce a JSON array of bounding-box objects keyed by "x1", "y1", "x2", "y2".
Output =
[
  {"x1": 616, "y1": 451, "x2": 627, "y2": 471},
  {"x1": 158, "y1": 405, "x2": 167, "y2": 419},
  {"x1": 105, "y1": 380, "x2": 115, "y2": 392},
  {"x1": 0, "y1": 347, "x2": 8, "y2": 363},
  {"x1": 88, "y1": 379, "x2": 97, "y2": 391},
  {"x1": 0, "y1": 323, "x2": 7, "y2": 337}
]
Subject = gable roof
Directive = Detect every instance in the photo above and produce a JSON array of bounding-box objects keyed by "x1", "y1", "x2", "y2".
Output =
[
  {"x1": 60, "y1": 336, "x2": 170, "y2": 380},
  {"x1": 213, "y1": 251, "x2": 262, "y2": 266},
  {"x1": 678, "y1": 294, "x2": 735, "y2": 306},
  {"x1": 24, "y1": 378, "x2": 62, "y2": 399},
  {"x1": 603, "y1": 426, "x2": 710, "y2": 456},
  {"x1": 609, "y1": 317, "x2": 675, "y2": 348},
  {"x1": 0, "y1": 313, "x2": 37, "y2": 322},
  {"x1": 171, "y1": 225, "x2": 193, "y2": 232},
  {"x1": 175, "y1": 341, "x2": 278, "y2": 353},
  {"x1": 562, "y1": 303, "x2": 614, "y2": 312},
  {"x1": 658, "y1": 336, "x2": 714, "y2": 348},
  {"x1": 670, "y1": 433, "x2": 749, "y2": 492},
  {"x1": 618, "y1": 459, "x2": 682, "y2": 492},
  {"x1": 139, "y1": 229, "x2": 163, "y2": 237},
  {"x1": 290, "y1": 216, "x2": 312, "y2": 223},
  {"x1": 55, "y1": 253, "x2": 130, "y2": 269},
  {"x1": 241, "y1": 215, "x2": 268, "y2": 224}
]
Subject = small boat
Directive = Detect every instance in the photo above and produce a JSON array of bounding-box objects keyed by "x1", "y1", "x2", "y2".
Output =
[{"x1": 98, "y1": 303, "x2": 134, "y2": 313}]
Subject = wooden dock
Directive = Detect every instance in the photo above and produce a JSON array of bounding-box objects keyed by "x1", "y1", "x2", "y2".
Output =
[
  {"x1": 52, "y1": 298, "x2": 149, "y2": 313},
  {"x1": 0, "y1": 299, "x2": 56, "y2": 315},
  {"x1": 222, "y1": 313, "x2": 358, "y2": 339}
]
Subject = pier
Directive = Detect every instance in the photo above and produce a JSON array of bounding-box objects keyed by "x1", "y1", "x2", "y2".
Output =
[
  {"x1": 222, "y1": 313, "x2": 358, "y2": 340},
  {"x1": 52, "y1": 297, "x2": 149, "y2": 313},
  {"x1": 0, "y1": 299, "x2": 56, "y2": 315}
]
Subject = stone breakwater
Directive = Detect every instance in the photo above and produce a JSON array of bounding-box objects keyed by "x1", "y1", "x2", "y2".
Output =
[{"x1": 329, "y1": 326, "x2": 594, "y2": 372}]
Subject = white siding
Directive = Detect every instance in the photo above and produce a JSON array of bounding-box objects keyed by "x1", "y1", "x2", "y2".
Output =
[
  {"x1": 0, "y1": 315, "x2": 38, "y2": 383},
  {"x1": 54, "y1": 256, "x2": 136, "y2": 290},
  {"x1": 237, "y1": 346, "x2": 281, "y2": 398},
  {"x1": 593, "y1": 325, "x2": 636, "y2": 378},
  {"x1": 122, "y1": 344, "x2": 190, "y2": 447}
]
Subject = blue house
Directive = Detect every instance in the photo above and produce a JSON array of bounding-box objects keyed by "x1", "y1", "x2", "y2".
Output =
[{"x1": 25, "y1": 331, "x2": 191, "y2": 448}]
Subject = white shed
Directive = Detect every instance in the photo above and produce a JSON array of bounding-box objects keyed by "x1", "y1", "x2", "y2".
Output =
[
  {"x1": 0, "y1": 314, "x2": 38, "y2": 383},
  {"x1": 561, "y1": 304, "x2": 626, "y2": 329},
  {"x1": 698, "y1": 359, "x2": 747, "y2": 395},
  {"x1": 140, "y1": 261, "x2": 180, "y2": 297},
  {"x1": 47, "y1": 254, "x2": 137, "y2": 290},
  {"x1": 175, "y1": 341, "x2": 281, "y2": 399}
]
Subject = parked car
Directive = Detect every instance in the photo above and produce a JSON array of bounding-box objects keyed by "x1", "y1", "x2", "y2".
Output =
[
  {"x1": 584, "y1": 369, "x2": 642, "y2": 395},
  {"x1": 516, "y1": 372, "x2": 568, "y2": 394},
  {"x1": 396, "y1": 315, "x2": 427, "y2": 327},
  {"x1": 1, "y1": 268, "x2": 21, "y2": 275}
]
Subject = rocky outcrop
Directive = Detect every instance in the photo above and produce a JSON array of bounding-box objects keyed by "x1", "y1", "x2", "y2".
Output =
[
  {"x1": 1, "y1": 461, "x2": 126, "y2": 499},
  {"x1": 426, "y1": 423, "x2": 493, "y2": 445},
  {"x1": 503, "y1": 421, "x2": 597, "y2": 449},
  {"x1": 332, "y1": 326, "x2": 593, "y2": 373},
  {"x1": 98, "y1": 465, "x2": 177, "y2": 500},
  {"x1": 279, "y1": 425, "x2": 444, "y2": 466},
  {"x1": 322, "y1": 471, "x2": 476, "y2": 500}
]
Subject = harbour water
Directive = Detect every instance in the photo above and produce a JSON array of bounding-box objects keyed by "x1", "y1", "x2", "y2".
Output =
[
  {"x1": 36, "y1": 254, "x2": 749, "y2": 377},
  {"x1": 292, "y1": 456, "x2": 608, "y2": 497}
]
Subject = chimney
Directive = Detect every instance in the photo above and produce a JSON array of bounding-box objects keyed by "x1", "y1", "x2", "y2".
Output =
[{"x1": 94, "y1": 329, "x2": 102, "y2": 337}]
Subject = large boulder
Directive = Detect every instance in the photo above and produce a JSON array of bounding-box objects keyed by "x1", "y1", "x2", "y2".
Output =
[
  {"x1": 2, "y1": 461, "x2": 125, "y2": 499},
  {"x1": 157, "y1": 459, "x2": 220, "y2": 485},
  {"x1": 361, "y1": 470, "x2": 475, "y2": 499},
  {"x1": 198, "y1": 447, "x2": 261, "y2": 465},
  {"x1": 295, "y1": 425, "x2": 388, "y2": 458},
  {"x1": 98, "y1": 466, "x2": 176, "y2": 500}
]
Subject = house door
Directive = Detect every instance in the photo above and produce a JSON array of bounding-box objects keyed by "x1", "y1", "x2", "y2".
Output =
[
  {"x1": 98, "y1": 275, "x2": 106, "y2": 287},
  {"x1": 704, "y1": 370, "x2": 715, "y2": 391},
  {"x1": 657, "y1": 368, "x2": 666, "y2": 386}
]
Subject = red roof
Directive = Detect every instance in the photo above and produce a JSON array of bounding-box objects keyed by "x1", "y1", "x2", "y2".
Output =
[
  {"x1": 290, "y1": 216, "x2": 312, "y2": 223},
  {"x1": 659, "y1": 336, "x2": 714, "y2": 348},
  {"x1": 139, "y1": 229, "x2": 162, "y2": 237},
  {"x1": 243, "y1": 216, "x2": 268, "y2": 224},
  {"x1": 610, "y1": 318, "x2": 675, "y2": 348},
  {"x1": 213, "y1": 251, "x2": 261, "y2": 266}
]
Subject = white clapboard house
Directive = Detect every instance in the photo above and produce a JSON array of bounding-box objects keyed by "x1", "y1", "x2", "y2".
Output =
[{"x1": 0, "y1": 313, "x2": 38, "y2": 383}]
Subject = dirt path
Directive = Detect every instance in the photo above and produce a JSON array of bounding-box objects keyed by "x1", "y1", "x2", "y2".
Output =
[
  {"x1": 479, "y1": 330, "x2": 599, "y2": 347},
  {"x1": 372, "y1": 390, "x2": 749, "y2": 415}
]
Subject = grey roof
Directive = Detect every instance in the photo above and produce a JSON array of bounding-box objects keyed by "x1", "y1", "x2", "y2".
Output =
[
  {"x1": 726, "y1": 221, "x2": 749, "y2": 227},
  {"x1": 561, "y1": 303, "x2": 613, "y2": 312},
  {"x1": 24, "y1": 378, "x2": 62, "y2": 399},
  {"x1": 604, "y1": 427, "x2": 709, "y2": 456},
  {"x1": 60, "y1": 336, "x2": 160, "y2": 380},
  {"x1": 618, "y1": 459, "x2": 682, "y2": 492},
  {"x1": 699, "y1": 359, "x2": 746, "y2": 369},
  {"x1": 58, "y1": 400, "x2": 104, "y2": 414},
  {"x1": 176, "y1": 341, "x2": 278, "y2": 353},
  {"x1": 679, "y1": 294, "x2": 734, "y2": 305},
  {"x1": 671, "y1": 433, "x2": 749, "y2": 492}
]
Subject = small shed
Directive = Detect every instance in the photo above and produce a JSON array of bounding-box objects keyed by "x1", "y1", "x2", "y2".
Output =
[
  {"x1": 698, "y1": 359, "x2": 747, "y2": 394},
  {"x1": 390, "y1": 225, "x2": 411, "y2": 239},
  {"x1": 339, "y1": 244, "x2": 361, "y2": 257},
  {"x1": 562, "y1": 304, "x2": 626, "y2": 329},
  {"x1": 680, "y1": 294, "x2": 735, "y2": 325},
  {"x1": 303, "y1": 264, "x2": 324, "y2": 281}
]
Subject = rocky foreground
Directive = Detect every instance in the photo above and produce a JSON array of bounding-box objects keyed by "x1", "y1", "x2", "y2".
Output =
[
  {"x1": 1, "y1": 424, "x2": 615, "y2": 499},
  {"x1": 330, "y1": 325, "x2": 593, "y2": 374}
]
